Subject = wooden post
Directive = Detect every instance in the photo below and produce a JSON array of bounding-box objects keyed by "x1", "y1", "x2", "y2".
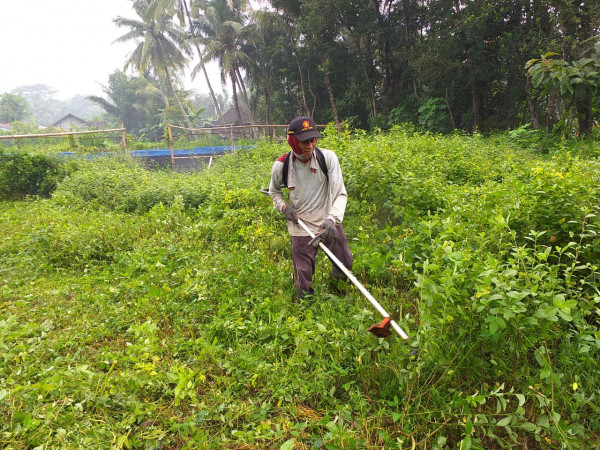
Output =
[
  {"x1": 230, "y1": 125, "x2": 234, "y2": 151},
  {"x1": 121, "y1": 122, "x2": 127, "y2": 152},
  {"x1": 167, "y1": 123, "x2": 175, "y2": 170}
]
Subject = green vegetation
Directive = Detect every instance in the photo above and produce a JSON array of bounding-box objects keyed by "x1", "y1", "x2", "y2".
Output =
[
  {"x1": 7, "y1": 1, "x2": 599, "y2": 139},
  {"x1": 1, "y1": 130, "x2": 600, "y2": 448},
  {"x1": 0, "y1": 151, "x2": 75, "y2": 201},
  {"x1": 0, "y1": 93, "x2": 30, "y2": 123}
]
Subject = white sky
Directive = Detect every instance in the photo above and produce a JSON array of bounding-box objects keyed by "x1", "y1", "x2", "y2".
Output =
[{"x1": 0, "y1": 0, "x2": 222, "y2": 100}]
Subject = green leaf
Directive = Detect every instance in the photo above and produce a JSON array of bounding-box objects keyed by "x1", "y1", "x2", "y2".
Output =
[
  {"x1": 496, "y1": 416, "x2": 512, "y2": 427},
  {"x1": 461, "y1": 435, "x2": 472, "y2": 450},
  {"x1": 465, "y1": 418, "x2": 473, "y2": 435},
  {"x1": 280, "y1": 438, "x2": 295, "y2": 450},
  {"x1": 537, "y1": 415, "x2": 550, "y2": 428},
  {"x1": 522, "y1": 422, "x2": 537, "y2": 432},
  {"x1": 551, "y1": 411, "x2": 561, "y2": 424}
]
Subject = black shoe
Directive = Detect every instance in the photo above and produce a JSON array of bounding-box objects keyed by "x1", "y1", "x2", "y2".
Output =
[
  {"x1": 330, "y1": 266, "x2": 347, "y2": 281},
  {"x1": 295, "y1": 288, "x2": 314, "y2": 302}
]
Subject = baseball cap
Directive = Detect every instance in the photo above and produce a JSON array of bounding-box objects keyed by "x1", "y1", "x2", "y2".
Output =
[{"x1": 287, "y1": 116, "x2": 321, "y2": 141}]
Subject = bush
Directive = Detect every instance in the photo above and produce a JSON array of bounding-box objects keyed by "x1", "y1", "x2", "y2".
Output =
[
  {"x1": 0, "y1": 151, "x2": 71, "y2": 200},
  {"x1": 52, "y1": 143, "x2": 281, "y2": 213},
  {"x1": 1, "y1": 130, "x2": 599, "y2": 448}
]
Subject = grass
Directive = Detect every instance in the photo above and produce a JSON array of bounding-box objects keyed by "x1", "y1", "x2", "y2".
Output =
[{"x1": 1, "y1": 128, "x2": 600, "y2": 449}]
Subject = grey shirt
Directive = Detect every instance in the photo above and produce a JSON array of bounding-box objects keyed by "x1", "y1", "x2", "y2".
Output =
[{"x1": 268, "y1": 148, "x2": 348, "y2": 236}]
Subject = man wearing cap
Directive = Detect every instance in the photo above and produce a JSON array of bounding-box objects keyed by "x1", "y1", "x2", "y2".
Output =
[{"x1": 268, "y1": 116, "x2": 353, "y2": 300}]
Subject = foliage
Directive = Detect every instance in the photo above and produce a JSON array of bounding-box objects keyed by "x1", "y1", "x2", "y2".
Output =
[
  {"x1": 9, "y1": 84, "x2": 103, "y2": 126},
  {"x1": 526, "y1": 46, "x2": 600, "y2": 136},
  {"x1": 114, "y1": 1, "x2": 194, "y2": 129},
  {"x1": 1, "y1": 131, "x2": 600, "y2": 448},
  {"x1": 87, "y1": 71, "x2": 164, "y2": 138},
  {"x1": 0, "y1": 92, "x2": 30, "y2": 123},
  {"x1": 417, "y1": 98, "x2": 451, "y2": 133},
  {"x1": 0, "y1": 151, "x2": 73, "y2": 200}
]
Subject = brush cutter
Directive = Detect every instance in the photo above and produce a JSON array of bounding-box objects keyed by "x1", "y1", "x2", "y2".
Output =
[{"x1": 260, "y1": 188, "x2": 408, "y2": 340}]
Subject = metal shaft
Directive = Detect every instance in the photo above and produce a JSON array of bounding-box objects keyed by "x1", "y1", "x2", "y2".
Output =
[{"x1": 297, "y1": 218, "x2": 409, "y2": 340}]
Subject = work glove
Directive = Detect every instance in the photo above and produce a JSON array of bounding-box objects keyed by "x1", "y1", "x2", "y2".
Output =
[
  {"x1": 308, "y1": 219, "x2": 337, "y2": 247},
  {"x1": 282, "y1": 204, "x2": 298, "y2": 223}
]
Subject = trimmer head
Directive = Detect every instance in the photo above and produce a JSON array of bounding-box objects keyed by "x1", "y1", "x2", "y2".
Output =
[{"x1": 367, "y1": 317, "x2": 392, "y2": 338}]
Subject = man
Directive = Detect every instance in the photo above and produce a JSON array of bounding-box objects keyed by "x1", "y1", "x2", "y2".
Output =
[{"x1": 268, "y1": 116, "x2": 353, "y2": 299}]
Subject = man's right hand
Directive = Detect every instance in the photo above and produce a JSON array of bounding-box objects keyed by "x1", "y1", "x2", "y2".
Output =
[{"x1": 282, "y1": 204, "x2": 298, "y2": 223}]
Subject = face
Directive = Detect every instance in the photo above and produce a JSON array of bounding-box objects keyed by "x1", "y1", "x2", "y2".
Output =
[{"x1": 297, "y1": 137, "x2": 318, "y2": 161}]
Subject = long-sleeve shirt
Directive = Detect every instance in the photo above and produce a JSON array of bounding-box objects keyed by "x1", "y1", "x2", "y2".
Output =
[{"x1": 268, "y1": 148, "x2": 348, "y2": 236}]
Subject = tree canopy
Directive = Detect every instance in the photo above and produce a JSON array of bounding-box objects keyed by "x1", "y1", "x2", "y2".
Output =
[
  {"x1": 4, "y1": 0, "x2": 598, "y2": 136},
  {"x1": 0, "y1": 92, "x2": 31, "y2": 123},
  {"x1": 183, "y1": 0, "x2": 599, "y2": 134}
]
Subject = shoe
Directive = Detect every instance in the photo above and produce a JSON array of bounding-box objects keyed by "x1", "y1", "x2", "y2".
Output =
[
  {"x1": 330, "y1": 265, "x2": 347, "y2": 280},
  {"x1": 295, "y1": 288, "x2": 314, "y2": 302}
]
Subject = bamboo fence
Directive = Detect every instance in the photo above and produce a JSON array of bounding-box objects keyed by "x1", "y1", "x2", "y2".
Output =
[
  {"x1": 166, "y1": 123, "x2": 326, "y2": 170},
  {"x1": 0, "y1": 123, "x2": 127, "y2": 151},
  {"x1": 1, "y1": 122, "x2": 328, "y2": 171}
]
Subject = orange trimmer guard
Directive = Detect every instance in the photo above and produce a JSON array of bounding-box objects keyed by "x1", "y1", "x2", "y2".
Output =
[{"x1": 367, "y1": 317, "x2": 392, "y2": 338}]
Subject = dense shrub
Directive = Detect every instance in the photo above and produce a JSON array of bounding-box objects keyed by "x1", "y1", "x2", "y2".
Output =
[
  {"x1": 1, "y1": 132, "x2": 599, "y2": 448},
  {"x1": 52, "y1": 145, "x2": 279, "y2": 213},
  {"x1": 0, "y1": 151, "x2": 70, "y2": 200}
]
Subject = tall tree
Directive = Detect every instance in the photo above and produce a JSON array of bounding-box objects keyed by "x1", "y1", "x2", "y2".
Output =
[
  {"x1": 87, "y1": 70, "x2": 164, "y2": 137},
  {"x1": 114, "y1": 1, "x2": 194, "y2": 128},
  {"x1": 148, "y1": 0, "x2": 223, "y2": 118},
  {"x1": 526, "y1": 46, "x2": 600, "y2": 136},
  {"x1": 192, "y1": 0, "x2": 253, "y2": 124},
  {"x1": 0, "y1": 92, "x2": 30, "y2": 123}
]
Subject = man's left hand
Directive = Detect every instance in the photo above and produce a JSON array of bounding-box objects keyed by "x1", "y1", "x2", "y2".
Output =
[{"x1": 309, "y1": 219, "x2": 336, "y2": 247}]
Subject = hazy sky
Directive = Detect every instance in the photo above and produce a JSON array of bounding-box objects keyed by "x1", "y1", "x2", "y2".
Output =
[{"x1": 0, "y1": 0, "x2": 221, "y2": 99}]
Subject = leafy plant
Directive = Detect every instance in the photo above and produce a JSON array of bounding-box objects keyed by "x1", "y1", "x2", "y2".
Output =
[
  {"x1": 0, "y1": 151, "x2": 72, "y2": 199},
  {"x1": 1, "y1": 130, "x2": 599, "y2": 448}
]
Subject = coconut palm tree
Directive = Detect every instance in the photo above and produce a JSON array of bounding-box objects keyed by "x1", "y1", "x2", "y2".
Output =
[
  {"x1": 147, "y1": 0, "x2": 223, "y2": 118},
  {"x1": 245, "y1": 10, "x2": 288, "y2": 127},
  {"x1": 114, "y1": 1, "x2": 194, "y2": 128},
  {"x1": 191, "y1": 0, "x2": 253, "y2": 125}
]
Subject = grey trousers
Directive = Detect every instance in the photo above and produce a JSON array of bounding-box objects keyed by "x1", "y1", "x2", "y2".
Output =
[{"x1": 290, "y1": 224, "x2": 353, "y2": 297}]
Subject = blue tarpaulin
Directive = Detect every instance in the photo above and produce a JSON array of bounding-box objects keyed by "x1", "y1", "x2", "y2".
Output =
[{"x1": 129, "y1": 146, "x2": 233, "y2": 157}]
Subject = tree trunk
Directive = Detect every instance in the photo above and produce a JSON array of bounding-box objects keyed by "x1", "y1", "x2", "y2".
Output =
[
  {"x1": 265, "y1": 84, "x2": 271, "y2": 136},
  {"x1": 546, "y1": 92, "x2": 557, "y2": 133},
  {"x1": 235, "y1": 67, "x2": 251, "y2": 114},
  {"x1": 230, "y1": 70, "x2": 243, "y2": 125},
  {"x1": 234, "y1": 67, "x2": 255, "y2": 138},
  {"x1": 351, "y1": 35, "x2": 377, "y2": 121},
  {"x1": 286, "y1": 23, "x2": 310, "y2": 115},
  {"x1": 525, "y1": 77, "x2": 539, "y2": 130},
  {"x1": 182, "y1": 0, "x2": 222, "y2": 118},
  {"x1": 445, "y1": 84, "x2": 456, "y2": 130},
  {"x1": 306, "y1": 67, "x2": 317, "y2": 118},
  {"x1": 471, "y1": 82, "x2": 480, "y2": 132},
  {"x1": 165, "y1": 67, "x2": 193, "y2": 129},
  {"x1": 577, "y1": 89, "x2": 593, "y2": 136},
  {"x1": 321, "y1": 56, "x2": 340, "y2": 129}
]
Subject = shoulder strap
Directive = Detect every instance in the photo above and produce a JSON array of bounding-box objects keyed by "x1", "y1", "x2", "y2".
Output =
[
  {"x1": 281, "y1": 148, "x2": 329, "y2": 188},
  {"x1": 281, "y1": 151, "x2": 292, "y2": 187},
  {"x1": 314, "y1": 148, "x2": 329, "y2": 180}
]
